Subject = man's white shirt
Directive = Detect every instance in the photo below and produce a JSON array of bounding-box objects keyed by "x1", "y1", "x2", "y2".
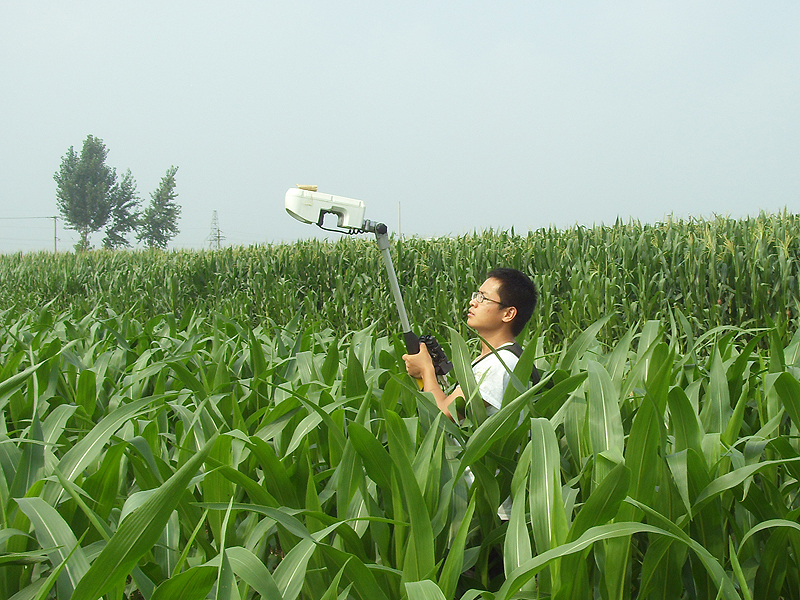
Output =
[{"x1": 471, "y1": 342, "x2": 520, "y2": 414}]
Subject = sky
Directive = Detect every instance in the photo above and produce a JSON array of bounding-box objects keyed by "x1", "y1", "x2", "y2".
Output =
[{"x1": 1, "y1": 1, "x2": 798, "y2": 253}]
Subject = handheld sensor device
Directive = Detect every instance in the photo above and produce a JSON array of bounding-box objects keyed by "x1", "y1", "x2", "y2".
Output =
[{"x1": 284, "y1": 186, "x2": 452, "y2": 378}]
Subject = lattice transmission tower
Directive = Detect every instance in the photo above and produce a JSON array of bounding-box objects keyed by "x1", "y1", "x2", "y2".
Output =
[{"x1": 207, "y1": 210, "x2": 225, "y2": 249}]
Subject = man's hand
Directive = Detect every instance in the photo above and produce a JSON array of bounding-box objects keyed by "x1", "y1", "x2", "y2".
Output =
[
  {"x1": 402, "y1": 342, "x2": 435, "y2": 379},
  {"x1": 403, "y1": 342, "x2": 461, "y2": 421}
]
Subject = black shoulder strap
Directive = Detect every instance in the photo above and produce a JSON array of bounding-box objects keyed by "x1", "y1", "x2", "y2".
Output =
[
  {"x1": 504, "y1": 343, "x2": 541, "y2": 385},
  {"x1": 506, "y1": 342, "x2": 523, "y2": 358}
]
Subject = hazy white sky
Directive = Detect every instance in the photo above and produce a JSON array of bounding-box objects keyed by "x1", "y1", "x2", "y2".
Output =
[{"x1": 1, "y1": 1, "x2": 798, "y2": 252}]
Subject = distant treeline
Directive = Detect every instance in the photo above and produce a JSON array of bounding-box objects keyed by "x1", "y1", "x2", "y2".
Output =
[{"x1": 2, "y1": 211, "x2": 799, "y2": 346}]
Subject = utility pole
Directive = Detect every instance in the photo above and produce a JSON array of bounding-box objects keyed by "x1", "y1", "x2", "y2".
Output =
[
  {"x1": 53, "y1": 216, "x2": 58, "y2": 252},
  {"x1": 207, "y1": 210, "x2": 225, "y2": 249}
]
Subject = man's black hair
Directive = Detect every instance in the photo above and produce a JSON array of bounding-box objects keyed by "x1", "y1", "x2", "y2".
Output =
[{"x1": 487, "y1": 268, "x2": 538, "y2": 337}]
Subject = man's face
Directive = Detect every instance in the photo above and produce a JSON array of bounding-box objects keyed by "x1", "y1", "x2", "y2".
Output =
[{"x1": 466, "y1": 277, "x2": 513, "y2": 334}]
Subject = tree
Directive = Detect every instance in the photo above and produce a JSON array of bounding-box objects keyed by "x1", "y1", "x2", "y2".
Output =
[
  {"x1": 54, "y1": 135, "x2": 140, "y2": 251},
  {"x1": 103, "y1": 169, "x2": 140, "y2": 249},
  {"x1": 138, "y1": 166, "x2": 181, "y2": 249}
]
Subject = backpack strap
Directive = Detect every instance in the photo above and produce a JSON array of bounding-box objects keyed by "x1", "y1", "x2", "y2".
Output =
[{"x1": 484, "y1": 342, "x2": 541, "y2": 385}]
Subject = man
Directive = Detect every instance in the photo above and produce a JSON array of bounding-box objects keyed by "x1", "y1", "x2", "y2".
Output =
[{"x1": 402, "y1": 268, "x2": 538, "y2": 419}]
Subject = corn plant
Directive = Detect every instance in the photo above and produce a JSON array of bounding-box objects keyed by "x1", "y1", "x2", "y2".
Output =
[
  {"x1": 2, "y1": 211, "x2": 799, "y2": 347},
  {"x1": 3, "y1": 302, "x2": 800, "y2": 599}
]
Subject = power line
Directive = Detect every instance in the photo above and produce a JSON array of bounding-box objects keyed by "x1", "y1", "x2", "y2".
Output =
[
  {"x1": 0, "y1": 216, "x2": 59, "y2": 251},
  {"x1": 0, "y1": 216, "x2": 57, "y2": 220}
]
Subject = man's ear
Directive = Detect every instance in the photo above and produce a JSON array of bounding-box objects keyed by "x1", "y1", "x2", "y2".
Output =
[{"x1": 502, "y1": 306, "x2": 517, "y2": 323}]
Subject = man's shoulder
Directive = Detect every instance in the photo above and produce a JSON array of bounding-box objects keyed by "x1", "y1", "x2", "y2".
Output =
[
  {"x1": 473, "y1": 342, "x2": 540, "y2": 385},
  {"x1": 472, "y1": 343, "x2": 520, "y2": 369}
]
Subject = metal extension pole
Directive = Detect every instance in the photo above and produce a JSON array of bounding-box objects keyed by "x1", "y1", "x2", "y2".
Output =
[{"x1": 372, "y1": 224, "x2": 420, "y2": 354}]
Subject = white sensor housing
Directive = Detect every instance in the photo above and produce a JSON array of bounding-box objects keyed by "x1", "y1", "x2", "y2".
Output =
[{"x1": 285, "y1": 187, "x2": 366, "y2": 231}]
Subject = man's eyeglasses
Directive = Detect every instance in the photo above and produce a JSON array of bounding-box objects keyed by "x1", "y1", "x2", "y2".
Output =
[{"x1": 471, "y1": 291, "x2": 506, "y2": 306}]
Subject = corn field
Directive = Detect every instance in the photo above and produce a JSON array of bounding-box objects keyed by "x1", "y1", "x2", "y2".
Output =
[
  {"x1": 2, "y1": 212, "x2": 800, "y2": 599},
  {"x1": 1, "y1": 211, "x2": 799, "y2": 346}
]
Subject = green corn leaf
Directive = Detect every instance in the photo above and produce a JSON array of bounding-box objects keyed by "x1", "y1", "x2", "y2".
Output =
[
  {"x1": 168, "y1": 360, "x2": 208, "y2": 399},
  {"x1": 10, "y1": 414, "x2": 45, "y2": 499},
  {"x1": 503, "y1": 334, "x2": 539, "y2": 400},
  {"x1": 247, "y1": 437, "x2": 300, "y2": 508},
  {"x1": 318, "y1": 559, "x2": 351, "y2": 600},
  {"x1": 317, "y1": 544, "x2": 391, "y2": 600},
  {"x1": 728, "y1": 538, "x2": 753, "y2": 600},
  {"x1": 772, "y1": 371, "x2": 800, "y2": 430},
  {"x1": 738, "y1": 518, "x2": 800, "y2": 546},
  {"x1": 385, "y1": 409, "x2": 435, "y2": 583},
  {"x1": 529, "y1": 418, "x2": 567, "y2": 554},
  {"x1": 494, "y1": 522, "x2": 668, "y2": 600},
  {"x1": 320, "y1": 340, "x2": 340, "y2": 387},
  {"x1": 41, "y1": 404, "x2": 76, "y2": 451},
  {"x1": 204, "y1": 458, "x2": 279, "y2": 508},
  {"x1": 0, "y1": 528, "x2": 29, "y2": 546},
  {"x1": 560, "y1": 315, "x2": 612, "y2": 373},
  {"x1": 29, "y1": 529, "x2": 85, "y2": 600},
  {"x1": 668, "y1": 387, "x2": 704, "y2": 454},
  {"x1": 567, "y1": 462, "x2": 630, "y2": 543},
  {"x1": 586, "y1": 360, "x2": 624, "y2": 485},
  {"x1": 638, "y1": 535, "x2": 686, "y2": 600},
  {"x1": 753, "y1": 529, "x2": 788, "y2": 600},
  {"x1": 405, "y1": 580, "x2": 447, "y2": 600},
  {"x1": 53, "y1": 394, "x2": 160, "y2": 489},
  {"x1": 76, "y1": 368, "x2": 97, "y2": 419},
  {"x1": 420, "y1": 426, "x2": 448, "y2": 522},
  {"x1": 205, "y1": 436, "x2": 235, "y2": 545},
  {"x1": 196, "y1": 503, "x2": 311, "y2": 541},
  {"x1": 0, "y1": 359, "x2": 48, "y2": 410},
  {"x1": 605, "y1": 323, "x2": 638, "y2": 391},
  {"x1": 151, "y1": 566, "x2": 217, "y2": 600},
  {"x1": 215, "y1": 548, "x2": 240, "y2": 600},
  {"x1": 344, "y1": 346, "x2": 368, "y2": 398},
  {"x1": 15, "y1": 497, "x2": 91, "y2": 598},
  {"x1": 694, "y1": 456, "x2": 800, "y2": 512},
  {"x1": 447, "y1": 327, "x2": 484, "y2": 423},
  {"x1": 722, "y1": 382, "x2": 749, "y2": 448},
  {"x1": 81, "y1": 441, "x2": 127, "y2": 521},
  {"x1": 727, "y1": 332, "x2": 766, "y2": 384},
  {"x1": 665, "y1": 451, "x2": 692, "y2": 515},
  {"x1": 54, "y1": 467, "x2": 157, "y2": 598},
  {"x1": 531, "y1": 371, "x2": 587, "y2": 419},
  {"x1": 70, "y1": 433, "x2": 217, "y2": 600},
  {"x1": 700, "y1": 347, "x2": 731, "y2": 434},
  {"x1": 348, "y1": 421, "x2": 392, "y2": 491},
  {"x1": 497, "y1": 519, "x2": 739, "y2": 600},
  {"x1": 333, "y1": 432, "x2": 362, "y2": 521},
  {"x1": 214, "y1": 499, "x2": 240, "y2": 600},
  {"x1": 625, "y1": 498, "x2": 741, "y2": 600},
  {"x1": 172, "y1": 509, "x2": 209, "y2": 577},
  {"x1": 768, "y1": 320, "x2": 786, "y2": 374},
  {"x1": 273, "y1": 537, "x2": 316, "y2": 600},
  {"x1": 224, "y1": 546, "x2": 283, "y2": 600},
  {"x1": 0, "y1": 548, "x2": 51, "y2": 566},
  {"x1": 247, "y1": 330, "x2": 268, "y2": 377},
  {"x1": 286, "y1": 396, "x2": 349, "y2": 455},
  {"x1": 439, "y1": 495, "x2": 477, "y2": 600},
  {"x1": 458, "y1": 390, "x2": 533, "y2": 477},
  {"x1": 504, "y1": 476, "x2": 532, "y2": 578}
]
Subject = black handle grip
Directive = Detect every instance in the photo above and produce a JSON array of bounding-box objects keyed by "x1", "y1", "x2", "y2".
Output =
[{"x1": 404, "y1": 330, "x2": 420, "y2": 354}]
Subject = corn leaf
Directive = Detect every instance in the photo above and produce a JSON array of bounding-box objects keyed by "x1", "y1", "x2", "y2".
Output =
[{"x1": 70, "y1": 433, "x2": 217, "y2": 600}]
